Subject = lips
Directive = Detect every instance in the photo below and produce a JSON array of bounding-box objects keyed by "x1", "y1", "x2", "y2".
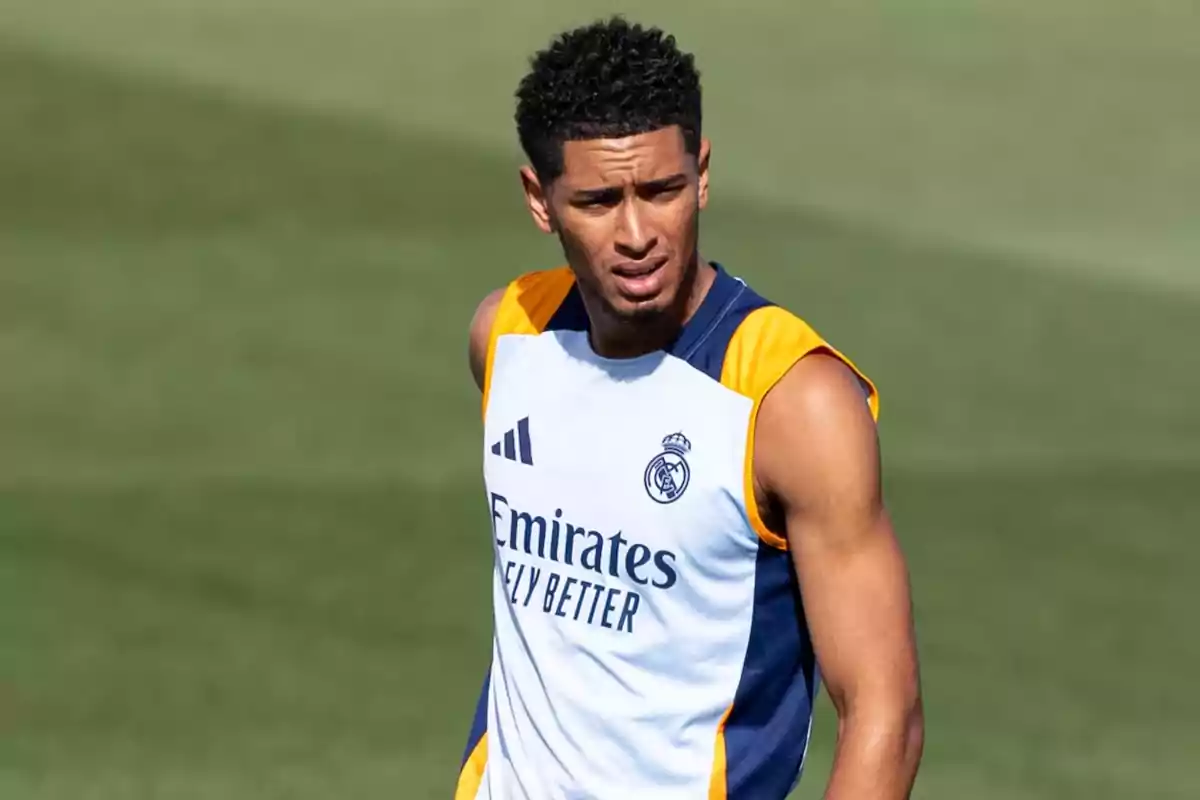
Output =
[
  {"x1": 610, "y1": 257, "x2": 669, "y2": 300},
  {"x1": 612, "y1": 257, "x2": 667, "y2": 278}
]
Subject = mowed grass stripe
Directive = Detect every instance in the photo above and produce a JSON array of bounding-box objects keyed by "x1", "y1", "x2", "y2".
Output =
[
  {"x1": 2, "y1": 0, "x2": 1197, "y2": 290},
  {"x1": 3, "y1": 468, "x2": 1197, "y2": 799}
]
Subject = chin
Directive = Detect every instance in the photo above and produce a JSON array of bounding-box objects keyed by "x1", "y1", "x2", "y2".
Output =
[
  {"x1": 611, "y1": 279, "x2": 682, "y2": 317},
  {"x1": 609, "y1": 293, "x2": 674, "y2": 321}
]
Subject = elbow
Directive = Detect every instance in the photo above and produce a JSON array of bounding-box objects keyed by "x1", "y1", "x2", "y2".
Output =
[
  {"x1": 879, "y1": 694, "x2": 925, "y2": 772},
  {"x1": 902, "y1": 698, "x2": 925, "y2": 771},
  {"x1": 836, "y1": 691, "x2": 925, "y2": 773}
]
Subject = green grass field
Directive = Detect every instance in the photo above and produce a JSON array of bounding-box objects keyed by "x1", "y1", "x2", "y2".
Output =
[{"x1": 2, "y1": 2, "x2": 1198, "y2": 798}]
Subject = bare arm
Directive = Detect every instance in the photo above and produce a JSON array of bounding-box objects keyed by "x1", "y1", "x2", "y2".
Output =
[
  {"x1": 468, "y1": 287, "x2": 507, "y2": 392},
  {"x1": 754, "y1": 354, "x2": 923, "y2": 799}
]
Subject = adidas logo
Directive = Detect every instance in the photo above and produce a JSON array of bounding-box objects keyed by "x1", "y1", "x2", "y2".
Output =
[{"x1": 491, "y1": 416, "x2": 534, "y2": 465}]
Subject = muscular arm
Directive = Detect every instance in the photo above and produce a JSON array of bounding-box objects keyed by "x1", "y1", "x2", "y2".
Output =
[
  {"x1": 468, "y1": 287, "x2": 506, "y2": 392},
  {"x1": 754, "y1": 354, "x2": 924, "y2": 799}
]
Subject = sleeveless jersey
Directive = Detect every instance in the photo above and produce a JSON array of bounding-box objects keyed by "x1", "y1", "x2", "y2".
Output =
[{"x1": 456, "y1": 263, "x2": 879, "y2": 800}]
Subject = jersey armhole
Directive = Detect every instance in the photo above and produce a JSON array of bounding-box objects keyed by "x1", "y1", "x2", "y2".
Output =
[
  {"x1": 722, "y1": 307, "x2": 880, "y2": 551},
  {"x1": 741, "y1": 366, "x2": 796, "y2": 551}
]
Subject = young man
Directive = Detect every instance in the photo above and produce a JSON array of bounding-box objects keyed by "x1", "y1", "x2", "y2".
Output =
[{"x1": 458, "y1": 16, "x2": 923, "y2": 800}]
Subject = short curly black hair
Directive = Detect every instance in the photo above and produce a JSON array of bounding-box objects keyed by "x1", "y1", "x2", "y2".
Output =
[{"x1": 515, "y1": 16, "x2": 703, "y2": 182}]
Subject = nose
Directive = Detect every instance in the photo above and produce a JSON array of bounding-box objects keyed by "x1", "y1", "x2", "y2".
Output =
[{"x1": 614, "y1": 199, "x2": 657, "y2": 259}]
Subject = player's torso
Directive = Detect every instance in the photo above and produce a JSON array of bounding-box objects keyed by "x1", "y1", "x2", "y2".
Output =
[
  {"x1": 480, "y1": 327, "x2": 760, "y2": 797},
  {"x1": 457, "y1": 264, "x2": 867, "y2": 800}
]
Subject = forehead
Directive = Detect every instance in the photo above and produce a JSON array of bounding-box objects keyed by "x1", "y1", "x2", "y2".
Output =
[{"x1": 557, "y1": 126, "x2": 691, "y2": 187}]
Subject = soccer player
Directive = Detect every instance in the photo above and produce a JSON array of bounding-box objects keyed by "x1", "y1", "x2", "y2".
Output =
[{"x1": 458, "y1": 16, "x2": 923, "y2": 800}]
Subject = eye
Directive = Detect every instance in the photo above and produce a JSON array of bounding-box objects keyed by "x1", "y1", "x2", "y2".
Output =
[
  {"x1": 649, "y1": 185, "x2": 683, "y2": 200},
  {"x1": 640, "y1": 180, "x2": 687, "y2": 202},
  {"x1": 572, "y1": 190, "x2": 622, "y2": 210}
]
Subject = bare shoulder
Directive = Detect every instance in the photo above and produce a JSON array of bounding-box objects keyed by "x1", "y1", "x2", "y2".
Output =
[
  {"x1": 758, "y1": 352, "x2": 873, "y2": 422},
  {"x1": 754, "y1": 352, "x2": 882, "y2": 530},
  {"x1": 758, "y1": 352, "x2": 876, "y2": 439},
  {"x1": 468, "y1": 286, "x2": 509, "y2": 392}
]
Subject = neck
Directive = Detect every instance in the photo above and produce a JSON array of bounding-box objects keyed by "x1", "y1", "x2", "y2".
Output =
[{"x1": 589, "y1": 258, "x2": 716, "y2": 359}]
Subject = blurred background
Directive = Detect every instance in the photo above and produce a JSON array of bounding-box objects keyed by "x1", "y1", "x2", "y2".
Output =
[{"x1": 1, "y1": 1, "x2": 1197, "y2": 798}]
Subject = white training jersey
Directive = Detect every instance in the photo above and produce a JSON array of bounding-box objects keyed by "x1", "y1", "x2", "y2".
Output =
[{"x1": 456, "y1": 264, "x2": 878, "y2": 800}]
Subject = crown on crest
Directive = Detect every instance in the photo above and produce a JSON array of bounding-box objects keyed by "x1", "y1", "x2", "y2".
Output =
[{"x1": 661, "y1": 432, "x2": 692, "y2": 455}]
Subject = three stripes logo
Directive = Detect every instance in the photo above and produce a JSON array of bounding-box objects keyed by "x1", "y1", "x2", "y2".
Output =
[{"x1": 491, "y1": 416, "x2": 534, "y2": 465}]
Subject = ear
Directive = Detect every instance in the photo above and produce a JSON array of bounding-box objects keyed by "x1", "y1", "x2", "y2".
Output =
[
  {"x1": 697, "y1": 137, "x2": 711, "y2": 211},
  {"x1": 520, "y1": 165, "x2": 555, "y2": 235}
]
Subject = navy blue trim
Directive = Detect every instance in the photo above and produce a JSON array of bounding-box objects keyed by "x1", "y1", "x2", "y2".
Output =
[
  {"x1": 725, "y1": 544, "x2": 818, "y2": 798},
  {"x1": 670, "y1": 263, "x2": 771, "y2": 381},
  {"x1": 461, "y1": 664, "x2": 490, "y2": 766},
  {"x1": 543, "y1": 283, "x2": 588, "y2": 332}
]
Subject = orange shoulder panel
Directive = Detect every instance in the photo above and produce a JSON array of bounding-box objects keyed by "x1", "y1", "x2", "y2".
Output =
[
  {"x1": 719, "y1": 305, "x2": 880, "y2": 549},
  {"x1": 481, "y1": 267, "x2": 576, "y2": 418}
]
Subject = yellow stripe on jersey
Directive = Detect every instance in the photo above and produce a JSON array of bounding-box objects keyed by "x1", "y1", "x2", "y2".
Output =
[
  {"x1": 454, "y1": 734, "x2": 488, "y2": 800},
  {"x1": 707, "y1": 705, "x2": 732, "y2": 799},
  {"x1": 481, "y1": 267, "x2": 577, "y2": 419},
  {"x1": 719, "y1": 305, "x2": 879, "y2": 551}
]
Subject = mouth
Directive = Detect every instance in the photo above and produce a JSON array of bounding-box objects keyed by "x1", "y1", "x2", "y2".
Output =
[
  {"x1": 611, "y1": 257, "x2": 668, "y2": 279},
  {"x1": 610, "y1": 257, "x2": 669, "y2": 301}
]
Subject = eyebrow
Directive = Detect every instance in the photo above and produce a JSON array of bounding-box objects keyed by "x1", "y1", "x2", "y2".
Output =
[{"x1": 571, "y1": 173, "x2": 689, "y2": 201}]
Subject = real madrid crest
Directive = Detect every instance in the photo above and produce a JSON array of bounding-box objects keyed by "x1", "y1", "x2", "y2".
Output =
[{"x1": 644, "y1": 432, "x2": 692, "y2": 504}]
